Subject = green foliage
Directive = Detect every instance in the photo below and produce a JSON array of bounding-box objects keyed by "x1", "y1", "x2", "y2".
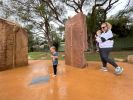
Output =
[
  {"x1": 87, "y1": 8, "x2": 106, "y2": 33},
  {"x1": 114, "y1": 34, "x2": 133, "y2": 49},
  {"x1": 25, "y1": 25, "x2": 35, "y2": 52},
  {"x1": 95, "y1": 8, "x2": 105, "y2": 29},
  {"x1": 58, "y1": 26, "x2": 65, "y2": 33},
  {"x1": 28, "y1": 32, "x2": 34, "y2": 52},
  {"x1": 0, "y1": 1, "x2": 3, "y2": 5},
  {"x1": 52, "y1": 32, "x2": 62, "y2": 51},
  {"x1": 108, "y1": 16, "x2": 131, "y2": 37},
  {"x1": 0, "y1": 0, "x2": 65, "y2": 48},
  {"x1": 86, "y1": 7, "x2": 106, "y2": 52},
  {"x1": 129, "y1": 25, "x2": 133, "y2": 36}
]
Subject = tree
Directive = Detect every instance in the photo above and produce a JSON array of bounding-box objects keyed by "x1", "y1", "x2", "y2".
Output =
[
  {"x1": 25, "y1": 24, "x2": 35, "y2": 52},
  {"x1": 108, "y1": 16, "x2": 131, "y2": 37},
  {"x1": 115, "y1": 0, "x2": 133, "y2": 17},
  {"x1": 63, "y1": 0, "x2": 120, "y2": 52},
  {"x1": 108, "y1": 0, "x2": 133, "y2": 37},
  {"x1": 0, "y1": 0, "x2": 66, "y2": 48},
  {"x1": 52, "y1": 32, "x2": 62, "y2": 51},
  {"x1": 87, "y1": 7, "x2": 106, "y2": 52},
  {"x1": 62, "y1": 0, "x2": 88, "y2": 13}
]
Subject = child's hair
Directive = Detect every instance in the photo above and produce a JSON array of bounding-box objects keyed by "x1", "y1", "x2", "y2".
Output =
[
  {"x1": 50, "y1": 46, "x2": 56, "y2": 50},
  {"x1": 96, "y1": 30, "x2": 102, "y2": 36}
]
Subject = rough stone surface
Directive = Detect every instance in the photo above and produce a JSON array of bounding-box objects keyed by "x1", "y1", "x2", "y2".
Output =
[
  {"x1": 0, "y1": 18, "x2": 28, "y2": 71},
  {"x1": 127, "y1": 55, "x2": 133, "y2": 63},
  {"x1": 65, "y1": 13, "x2": 88, "y2": 68}
]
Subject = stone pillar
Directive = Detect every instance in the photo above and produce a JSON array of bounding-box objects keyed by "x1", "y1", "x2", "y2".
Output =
[
  {"x1": 65, "y1": 13, "x2": 88, "y2": 68},
  {"x1": 0, "y1": 18, "x2": 28, "y2": 71},
  {"x1": 127, "y1": 55, "x2": 133, "y2": 63}
]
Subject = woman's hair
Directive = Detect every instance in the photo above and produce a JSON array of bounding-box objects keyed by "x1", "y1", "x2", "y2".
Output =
[{"x1": 101, "y1": 22, "x2": 112, "y2": 30}]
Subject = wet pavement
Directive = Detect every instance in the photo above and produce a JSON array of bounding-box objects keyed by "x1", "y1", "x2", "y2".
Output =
[{"x1": 0, "y1": 60, "x2": 133, "y2": 100}]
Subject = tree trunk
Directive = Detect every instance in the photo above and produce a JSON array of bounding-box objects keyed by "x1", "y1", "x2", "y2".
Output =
[
  {"x1": 47, "y1": 36, "x2": 52, "y2": 48},
  {"x1": 44, "y1": 19, "x2": 53, "y2": 48},
  {"x1": 89, "y1": 6, "x2": 96, "y2": 53},
  {"x1": 89, "y1": 33, "x2": 94, "y2": 53},
  {"x1": 103, "y1": 10, "x2": 107, "y2": 22}
]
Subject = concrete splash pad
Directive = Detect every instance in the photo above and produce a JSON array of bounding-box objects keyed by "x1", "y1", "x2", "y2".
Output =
[{"x1": 0, "y1": 60, "x2": 133, "y2": 100}]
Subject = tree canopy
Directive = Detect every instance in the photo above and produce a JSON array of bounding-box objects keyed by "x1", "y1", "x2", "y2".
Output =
[{"x1": 0, "y1": 0, "x2": 132, "y2": 51}]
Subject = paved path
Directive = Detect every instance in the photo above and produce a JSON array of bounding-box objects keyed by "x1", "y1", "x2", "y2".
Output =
[{"x1": 0, "y1": 60, "x2": 133, "y2": 100}]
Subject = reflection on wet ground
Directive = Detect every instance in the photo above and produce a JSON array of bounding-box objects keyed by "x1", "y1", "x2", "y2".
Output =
[{"x1": 0, "y1": 60, "x2": 133, "y2": 100}]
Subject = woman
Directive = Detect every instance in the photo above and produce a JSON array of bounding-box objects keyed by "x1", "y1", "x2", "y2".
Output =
[{"x1": 96, "y1": 22, "x2": 123, "y2": 75}]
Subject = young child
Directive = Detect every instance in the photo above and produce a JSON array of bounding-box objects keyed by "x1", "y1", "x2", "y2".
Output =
[
  {"x1": 95, "y1": 30, "x2": 102, "y2": 52},
  {"x1": 50, "y1": 46, "x2": 58, "y2": 77}
]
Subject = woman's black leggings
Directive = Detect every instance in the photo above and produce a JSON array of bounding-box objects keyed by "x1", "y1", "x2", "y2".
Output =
[
  {"x1": 99, "y1": 48, "x2": 118, "y2": 68},
  {"x1": 53, "y1": 65, "x2": 57, "y2": 75}
]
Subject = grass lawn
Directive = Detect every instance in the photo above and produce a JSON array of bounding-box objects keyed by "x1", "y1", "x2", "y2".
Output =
[{"x1": 28, "y1": 51, "x2": 133, "y2": 61}]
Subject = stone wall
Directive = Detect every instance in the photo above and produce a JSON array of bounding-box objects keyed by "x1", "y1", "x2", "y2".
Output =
[
  {"x1": 0, "y1": 18, "x2": 28, "y2": 71},
  {"x1": 65, "y1": 13, "x2": 88, "y2": 68}
]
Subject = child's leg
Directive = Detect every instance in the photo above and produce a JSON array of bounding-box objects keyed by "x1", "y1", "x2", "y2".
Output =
[{"x1": 53, "y1": 65, "x2": 57, "y2": 75}]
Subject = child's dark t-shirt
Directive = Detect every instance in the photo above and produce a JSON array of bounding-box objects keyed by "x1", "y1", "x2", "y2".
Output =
[{"x1": 52, "y1": 52, "x2": 58, "y2": 65}]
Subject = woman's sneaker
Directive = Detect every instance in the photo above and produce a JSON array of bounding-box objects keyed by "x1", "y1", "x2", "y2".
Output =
[
  {"x1": 100, "y1": 67, "x2": 108, "y2": 72},
  {"x1": 115, "y1": 66, "x2": 124, "y2": 75}
]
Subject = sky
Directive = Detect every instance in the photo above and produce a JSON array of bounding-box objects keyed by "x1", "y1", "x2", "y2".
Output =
[
  {"x1": 0, "y1": 0, "x2": 130, "y2": 20},
  {"x1": 67, "y1": 0, "x2": 129, "y2": 18},
  {"x1": 107, "y1": 0, "x2": 129, "y2": 17}
]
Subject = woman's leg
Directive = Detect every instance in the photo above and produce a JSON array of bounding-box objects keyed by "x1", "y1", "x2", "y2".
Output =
[
  {"x1": 99, "y1": 49, "x2": 107, "y2": 67},
  {"x1": 100, "y1": 48, "x2": 118, "y2": 68},
  {"x1": 99, "y1": 48, "x2": 124, "y2": 74}
]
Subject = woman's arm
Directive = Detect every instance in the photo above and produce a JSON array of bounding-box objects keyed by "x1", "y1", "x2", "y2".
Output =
[{"x1": 100, "y1": 30, "x2": 113, "y2": 42}]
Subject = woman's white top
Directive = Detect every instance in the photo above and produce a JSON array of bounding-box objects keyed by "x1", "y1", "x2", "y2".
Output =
[{"x1": 96, "y1": 30, "x2": 114, "y2": 48}]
